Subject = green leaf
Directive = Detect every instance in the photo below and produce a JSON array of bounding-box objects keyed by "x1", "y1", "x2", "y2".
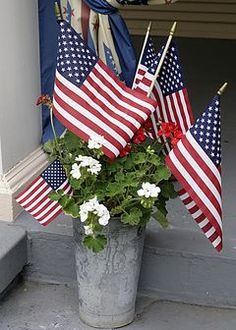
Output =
[
  {"x1": 59, "y1": 195, "x2": 72, "y2": 208},
  {"x1": 48, "y1": 191, "x2": 61, "y2": 201},
  {"x1": 160, "y1": 182, "x2": 178, "y2": 199},
  {"x1": 122, "y1": 156, "x2": 135, "y2": 169},
  {"x1": 131, "y1": 152, "x2": 147, "y2": 164},
  {"x1": 148, "y1": 154, "x2": 161, "y2": 166},
  {"x1": 139, "y1": 207, "x2": 152, "y2": 226},
  {"x1": 155, "y1": 197, "x2": 168, "y2": 216},
  {"x1": 83, "y1": 235, "x2": 107, "y2": 253},
  {"x1": 57, "y1": 189, "x2": 66, "y2": 196},
  {"x1": 121, "y1": 208, "x2": 142, "y2": 226},
  {"x1": 63, "y1": 200, "x2": 80, "y2": 218},
  {"x1": 111, "y1": 205, "x2": 123, "y2": 216},
  {"x1": 115, "y1": 172, "x2": 125, "y2": 183},
  {"x1": 70, "y1": 177, "x2": 83, "y2": 190},
  {"x1": 156, "y1": 165, "x2": 171, "y2": 181},
  {"x1": 120, "y1": 171, "x2": 145, "y2": 188},
  {"x1": 106, "y1": 182, "x2": 124, "y2": 197},
  {"x1": 48, "y1": 155, "x2": 57, "y2": 163},
  {"x1": 152, "y1": 209, "x2": 169, "y2": 229},
  {"x1": 107, "y1": 158, "x2": 127, "y2": 172},
  {"x1": 63, "y1": 131, "x2": 83, "y2": 152},
  {"x1": 43, "y1": 139, "x2": 57, "y2": 154}
]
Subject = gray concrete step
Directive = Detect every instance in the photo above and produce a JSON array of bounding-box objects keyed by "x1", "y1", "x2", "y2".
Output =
[
  {"x1": 14, "y1": 213, "x2": 76, "y2": 284},
  {"x1": 0, "y1": 222, "x2": 27, "y2": 296},
  {"x1": 1, "y1": 281, "x2": 236, "y2": 330},
  {"x1": 139, "y1": 197, "x2": 236, "y2": 308},
  {"x1": 13, "y1": 205, "x2": 236, "y2": 308}
]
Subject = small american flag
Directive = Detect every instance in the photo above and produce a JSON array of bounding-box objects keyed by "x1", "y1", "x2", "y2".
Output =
[
  {"x1": 133, "y1": 35, "x2": 156, "y2": 89},
  {"x1": 53, "y1": 20, "x2": 157, "y2": 159},
  {"x1": 16, "y1": 160, "x2": 72, "y2": 226},
  {"x1": 166, "y1": 95, "x2": 223, "y2": 251},
  {"x1": 132, "y1": 35, "x2": 161, "y2": 139},
  {"x1": 137, "y1": 41, "x2": 194, "y2": 135}
]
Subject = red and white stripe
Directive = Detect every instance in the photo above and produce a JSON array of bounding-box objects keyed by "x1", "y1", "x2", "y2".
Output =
[
  {"x1": 53, "y1": 60, "x2": 156, "y2": 159},
  {"x1": 179, "y1": 189, "x2": 222, "y2": 251},
  {"x1": 133, "y1": 64, "x2": 148, "y2": 89},
  {"x1": 135, "y1": 71, "x2": 171, "y2": 152},
  {"x1": 134, "y1": 66, "x2": 160, "y2": 137},
  {"x1": 166, "y1": 131, "x2": 223, "y2": 252},
  {"x1": 137, "y1": 70, "x2": 193, "y2": 134},
  {"x1": 16, "y1": 177, "x2": 72, "y2": 226}
]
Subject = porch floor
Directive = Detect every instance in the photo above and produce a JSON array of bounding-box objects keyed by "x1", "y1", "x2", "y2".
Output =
[{"x1": 0, "y1": 281, "x2": 236, "y2": 330}]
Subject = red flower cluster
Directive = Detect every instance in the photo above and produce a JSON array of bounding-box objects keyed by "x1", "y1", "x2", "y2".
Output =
[
  {"x1": 142, "y1": 118, "x2": 153, "y2": 131},
  {"x1": 120, "y1": 144, "x2": 132, "y2": 158},
  {"x1": 36, "y1": 95, "x2": 52, "y2": 107},
  {"x1": 132, "y1": 128, "x2": 146, "y2": 145},
  {"x1": 119, "y1": 127, "x2": 147, "y2": 158},
  {"x1": 158, "y1": 122, "x2": 183, "y2": 146}
]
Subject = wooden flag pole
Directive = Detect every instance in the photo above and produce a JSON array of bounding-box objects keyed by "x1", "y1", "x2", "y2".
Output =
[
  {"x1": 147, "y1": 21, "x2": 177, "y2": 98},
  {"x1": 132, "y1": 21, "x2": 153, "y2": 89},
  {"x1": 217, "y1": 82, "x2": 228, "y2": 96}
]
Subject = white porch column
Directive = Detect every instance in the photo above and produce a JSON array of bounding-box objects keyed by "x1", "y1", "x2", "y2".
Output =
[{"x1": 0, "y1": 0, "x2": 48, "y2": 221}]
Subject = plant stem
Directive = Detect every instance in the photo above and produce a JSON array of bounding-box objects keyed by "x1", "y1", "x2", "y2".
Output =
[
  {"x1": 50, "y1": 107, "x2": 62, "y2": 158},
  {"x1": 50, "y1": 108, "x2": 57, "y2": 141}
]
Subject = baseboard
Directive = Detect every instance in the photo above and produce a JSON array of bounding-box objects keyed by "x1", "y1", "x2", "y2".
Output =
[{"x1": 0, "y1": 147, "x2": 49, "y2": 221}]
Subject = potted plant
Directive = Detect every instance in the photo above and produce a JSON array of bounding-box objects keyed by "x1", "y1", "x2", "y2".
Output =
[{"x1": 39, "y1": 95, "x2": 179, "y2": 328}]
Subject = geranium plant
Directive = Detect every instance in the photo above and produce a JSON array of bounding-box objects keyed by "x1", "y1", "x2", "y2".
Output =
[{"x1": 38, "y1": 96, "x2": 179, "y2": 253}]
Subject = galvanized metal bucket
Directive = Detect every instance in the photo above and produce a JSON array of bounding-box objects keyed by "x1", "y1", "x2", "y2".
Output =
[{"x1": 73, "y1": 218, "x2": 145, "y2": 328}]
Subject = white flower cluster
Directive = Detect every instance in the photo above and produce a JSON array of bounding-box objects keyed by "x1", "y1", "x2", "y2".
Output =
[
  {"x1": 137, "y1": 182, "x2": 161, "y2": 198},
  {"x1": 70, "y1": 155, "x2": 102, "y2": 179},
  {"x1": 84, "y1": 225, "x2": 94, "y2": 236},
  {"x1": 80, "y1": 196, "x2": 110, "y2": 227},
  {"x1": 71, "y1": 163, "x2": 82, "y2": 179},
  {"x1": 88, "y1": 135, "x2": 105, "y2": 150}
]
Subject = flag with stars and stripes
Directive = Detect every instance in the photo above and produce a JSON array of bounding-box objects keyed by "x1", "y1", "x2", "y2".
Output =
[
  {"x1": 60, "y1": 0, "x2": 137, "y2": 87},
  {"x1": 136, "y1": 41, "x2": 194, "y2": 137},
  {"x1": 53, "y1": 20, "x2": 157, "y2": 160},
  {"x1": 166, "y1": 95, "x2": 223, "y2": 252},
  {"x1": 15, "y1": 160, "x2": 72, "y2": 226},
  {"x1": 133, "y1": 36, "x2": 156, "y2": 89},
  {"x1": 132, "y1": 35, "x2": 163, "y2": 140}
]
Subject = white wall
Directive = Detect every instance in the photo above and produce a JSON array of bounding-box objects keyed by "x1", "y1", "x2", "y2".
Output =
[
  {"x1": 0, "y1": 0, "x2": 41, "y2": 174},
  {"x1": 0, "y1": 137, "x2": 3, "y2": 175}
]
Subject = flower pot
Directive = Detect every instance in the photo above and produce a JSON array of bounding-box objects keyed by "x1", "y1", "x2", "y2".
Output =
[{"x1": 73, "y1": 218, "x2": 145, "y2": 329}]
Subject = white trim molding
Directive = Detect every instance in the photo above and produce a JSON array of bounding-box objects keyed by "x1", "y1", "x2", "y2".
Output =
[{"x1": 0, "y1": 147, "x2": 49, "y2": 222}]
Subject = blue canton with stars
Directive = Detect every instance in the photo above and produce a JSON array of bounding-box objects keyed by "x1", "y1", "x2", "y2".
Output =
[
  {"x1": 190, "y1": 95, "x2": 221, "y2": 166},
  {"x1": 41, "y1": 160, "x2": 67, "y2": 191},
  {"x1": 140, "y1": 36, "x2": 156, "y2": 67},
  {"x1": 56, "y1": 20, "x2": 98, "y2": 87},
  {"x1": 148, "y1": 41, "x2": 185, "y2": 96}
]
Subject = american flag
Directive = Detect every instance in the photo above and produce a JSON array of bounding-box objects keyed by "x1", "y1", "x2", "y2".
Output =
[
  {"x1": 137, "y1": 41, "x2": 194, "y2": 135},
  {"x1": 53, "y1": 20, "x2": 157, "y2": 159},
  {"x1": 16, "y1": 160, "x2": 72, "y2": 226},
  {"x1": 133, "y1": 35, "x2": 156, "y2": 89},
  {"x1": 166, "y1": 95, "x2": 223, "y2": 251},
  {"x1": 132, "y1": 35, "x2": 162, "y2": 139}
]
